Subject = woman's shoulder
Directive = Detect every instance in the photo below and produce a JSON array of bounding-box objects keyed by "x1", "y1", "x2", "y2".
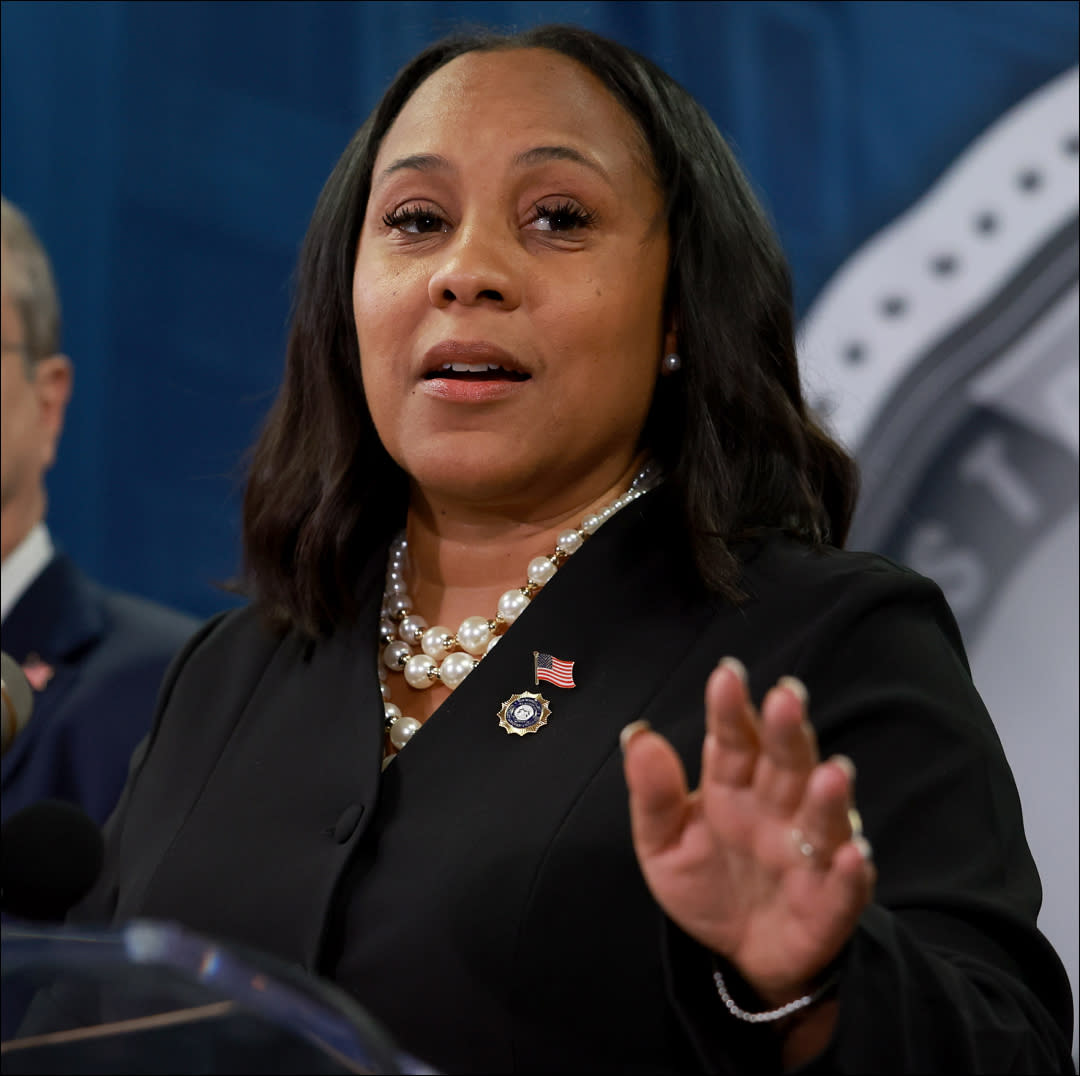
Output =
[
  {"x1": 180, "y1": 600, "x2": 280, "y2": 655},
  {"x1": 158, "y1": 600, "x2": 301, "y2": 702},
  {"x1": 738, "y1": 530, "x2": 951, "y2": 612},
  {"x1": 728, "y1": 532, "x2": 976, "y2": 701}
]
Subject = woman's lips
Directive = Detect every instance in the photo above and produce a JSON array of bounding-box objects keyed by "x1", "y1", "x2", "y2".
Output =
[
  {"x1": 421, "y1": 371, "x2": 529, "y2": 403},
  {"x1": 424, "y1": 361, "x2": 529, "y2": 381},
  {"x1": 419, "y1": 343, "x2": 532, "y2": 401}
]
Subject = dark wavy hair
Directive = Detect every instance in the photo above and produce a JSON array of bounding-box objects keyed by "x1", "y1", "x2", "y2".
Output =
[{"x1": 242, "y1": 24, "x2": 859, "y2": 638}]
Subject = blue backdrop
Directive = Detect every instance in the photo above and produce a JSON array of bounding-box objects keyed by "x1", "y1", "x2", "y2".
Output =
[{"x1": 1, "y1": 0, "x2": 1077, "y2": 620}]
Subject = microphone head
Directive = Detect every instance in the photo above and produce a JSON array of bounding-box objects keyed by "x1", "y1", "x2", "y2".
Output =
[
  {"x1": 1, "y1": 651, "x2": 35, "y2": 752},
  {"x1": 1, "y1": 800, "x2": 105, "y2": 922}
]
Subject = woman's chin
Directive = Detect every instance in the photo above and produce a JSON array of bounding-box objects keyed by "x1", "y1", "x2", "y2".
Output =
[{"x1": 409, "y1": 466, "x2": 549, "y2": 513}]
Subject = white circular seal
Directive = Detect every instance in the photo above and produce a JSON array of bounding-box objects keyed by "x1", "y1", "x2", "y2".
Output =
[
  {"x1": 799, "y1": 66, "x2": 1079, "y2": 1058},
  {"x1": 498, "y1": 691, "x2": 551, "y2": 736}
]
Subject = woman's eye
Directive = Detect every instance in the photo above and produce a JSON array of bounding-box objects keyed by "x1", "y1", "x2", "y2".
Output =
[
  {"x1": 531, "y1": 201, "x2": 596, "y2": 233},
  {"x1": 382, "y1": 206, "x2": 448, "y2": 234}
]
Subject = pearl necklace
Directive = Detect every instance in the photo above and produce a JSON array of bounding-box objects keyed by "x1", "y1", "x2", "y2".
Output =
[{"x1": 378, "y1": 462, "x2": 662, "y2": 758}]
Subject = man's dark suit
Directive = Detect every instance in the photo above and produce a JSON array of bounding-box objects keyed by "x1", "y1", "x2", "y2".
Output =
[{"x1": 1, "y1": 552, "x2": 200, "y2": 826}]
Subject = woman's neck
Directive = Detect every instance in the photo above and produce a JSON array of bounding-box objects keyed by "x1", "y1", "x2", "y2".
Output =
[{"x1": 401, "y1": 456, "x2": 648, "y2": 627}]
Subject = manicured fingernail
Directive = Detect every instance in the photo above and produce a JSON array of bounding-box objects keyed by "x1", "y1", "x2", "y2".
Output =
[
  {"x1": 847, "y1": 806, "x2": 863, "y2": 838},
  {"x1": 619, "y1": 719, "x2": 651, "y2": 753},
  {"x1": 830, "y1": 754, "x2": 856, "y2": 782},
  {"x1": 853, "y1": 834, "x2": 873, "y2": 861},
  {"x1": 717, "y1": 656, "x2": 748, "y2": 683},
  {"x1": 777, "y1": 675, "x2": 809, "y2": 706}
]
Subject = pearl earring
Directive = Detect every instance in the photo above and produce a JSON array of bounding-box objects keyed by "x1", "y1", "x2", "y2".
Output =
[{"x1": 661, "y1": 352, "x2": 682, "y2": 374}]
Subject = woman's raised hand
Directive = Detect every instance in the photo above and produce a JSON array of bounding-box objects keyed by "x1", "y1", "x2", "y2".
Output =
[{"x1": 622, "y1": 658, "x2": 875, "y2": 1005}]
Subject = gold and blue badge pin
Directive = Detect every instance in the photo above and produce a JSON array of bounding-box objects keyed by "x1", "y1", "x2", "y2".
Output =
[{"x1": 497, "y1": 652, "x2": 576, "y2": 736}]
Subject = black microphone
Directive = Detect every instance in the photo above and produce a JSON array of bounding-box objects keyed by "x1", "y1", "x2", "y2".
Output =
[
  {"x1": 1, "y1": 651, "x2": 34, "y2": 755},
  {"x1": 1, "y1": 800, "x2": 105, "y2": 922}
]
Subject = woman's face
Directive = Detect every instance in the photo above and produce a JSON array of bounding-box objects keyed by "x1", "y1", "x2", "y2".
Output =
[{"x1": 354, "y1": 48, "x2": 673, "y2": 514}]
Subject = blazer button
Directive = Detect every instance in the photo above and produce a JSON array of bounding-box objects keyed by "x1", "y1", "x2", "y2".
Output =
[{"x1": 333, "y1": 804, "x2": 365, "y2": 844}]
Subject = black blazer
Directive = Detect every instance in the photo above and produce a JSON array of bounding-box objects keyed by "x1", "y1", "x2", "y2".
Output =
[
  {"x1": 75, "y1": 489, "x2": 1074, "y2": 1073},
  {"x1": 1, "y1": 552, "x2": 200, "y2": 826}
]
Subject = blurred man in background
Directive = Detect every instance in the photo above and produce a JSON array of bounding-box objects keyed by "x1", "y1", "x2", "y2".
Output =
[{"x1": 1, "y1": 195, "x2": 199, "y2": 827}]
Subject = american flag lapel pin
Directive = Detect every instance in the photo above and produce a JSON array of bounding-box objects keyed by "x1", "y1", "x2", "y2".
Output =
[
  {"x1": 496, "y1": 653, "x2": 576, "y2": 737},
  {"x1": 533, "y1": 651, "x2": 576, "y2": 689}
]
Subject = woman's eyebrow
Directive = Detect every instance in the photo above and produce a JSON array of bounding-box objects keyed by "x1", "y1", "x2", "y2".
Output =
[
  {"x1": 375, "y1": 153, "x2": 452, "y2": 189},
  {"x1": 512, "y1": 145, "x2": 611, "y2": 182},
  {"x1": 374, "y1": 145, "x2": 611, "y2": 191}
]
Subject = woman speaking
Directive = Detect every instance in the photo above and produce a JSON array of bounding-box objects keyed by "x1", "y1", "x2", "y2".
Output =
[{"x1": 74, "y1": 24, "x2": 1074, "y2": 1074}]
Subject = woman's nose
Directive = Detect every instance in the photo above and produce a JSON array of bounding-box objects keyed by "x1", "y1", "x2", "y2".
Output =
[{"x1": 427, "y1": 227, "x2": 521, "y2": 311}]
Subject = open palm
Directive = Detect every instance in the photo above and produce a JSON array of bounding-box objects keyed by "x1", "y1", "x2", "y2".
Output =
[{"x1": 622, "y1": 658, "x2": 875, "y2": 1005}]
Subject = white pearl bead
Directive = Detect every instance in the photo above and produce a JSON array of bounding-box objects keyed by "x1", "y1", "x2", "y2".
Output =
[
  {"x1": 485, "y1": 634, "x2": 501, "y2": 654},
  {"x1": 439, "y1": 651, "x2": 476, "y2": 689},
  {"x1": 382, "y1": 639, "x2": 412, "y2": 671},
  {"x1": 581, "y1": 513, "x2": 603, "y2": 535},
  {"x1": 378, "y1": 617, "x2": 397, "y2": 643},
  {"x1": 457, "y1": 615, "x2": 492, "y2": 656},
  {"x1": 497, "y1": 588, "x2": 530, "y2": 623},
  {"x1": 404, "y1": 653, "x2": 438, "y2": 689},
  {"x1": 389, "y1": 715, "x2": 422, "y2": 749},
  {"x1": 398, "y1": 614, "x2": 428, "y2": 645},
  {"x1": 527, "y1": 556, "x2": 557, "y2": 585},
  {"x1": 383, "y1": 702, "x2": 401, "y2": 722},
  {"x1": 556, "y1": 529, "x2": 584, "y2": 554},
  {"x1": 380, "y1": 682, "x2": 391, "y2": 700},
  {"x1": 421, "y1": 626, "x2": 454, "y2": 661},
  {"x1": 385, "y1": 594, "x2": 412, "y2": 619}
]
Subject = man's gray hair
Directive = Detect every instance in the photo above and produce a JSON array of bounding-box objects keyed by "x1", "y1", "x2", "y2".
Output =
[{"x1": 1, "y1": 196, "x2": 62, "y2": 364}]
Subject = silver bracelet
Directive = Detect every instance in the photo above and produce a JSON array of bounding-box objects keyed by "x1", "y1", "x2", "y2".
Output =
[{"x1": 712, "y1": 964, "x2": 836, "y2": 1024}]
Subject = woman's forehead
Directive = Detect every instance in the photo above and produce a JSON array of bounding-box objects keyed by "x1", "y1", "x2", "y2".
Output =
[{"x1": 373, "y1": 48, "x2": 651, "y2": 178}]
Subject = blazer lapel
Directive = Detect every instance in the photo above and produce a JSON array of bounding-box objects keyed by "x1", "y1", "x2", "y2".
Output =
[
  {"x1": 1, "y1": 556, "x2": 106, "y2": 794},
  {"x1": 1, "y1": 554, "x2": 104, "y2": 664}
]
